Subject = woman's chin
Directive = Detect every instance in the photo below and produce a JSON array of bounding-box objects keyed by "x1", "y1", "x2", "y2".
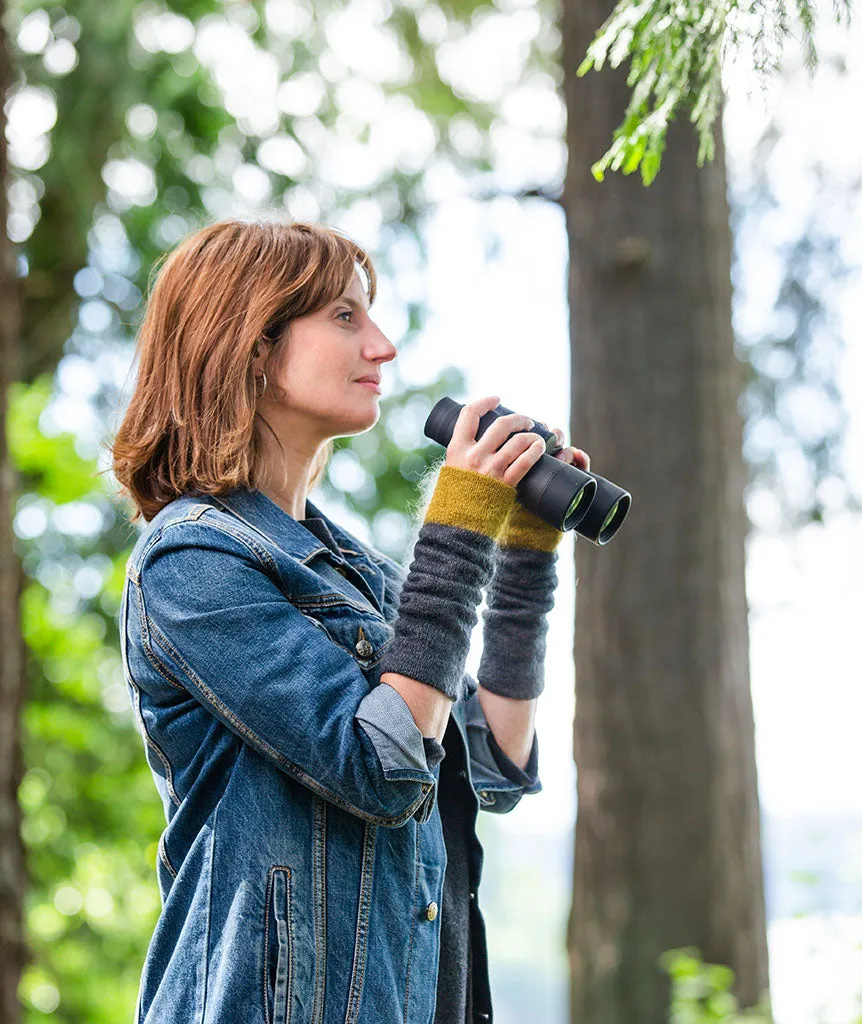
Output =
[{"x1": 340, "y1": 405, "x2": 379, "y2": 434}]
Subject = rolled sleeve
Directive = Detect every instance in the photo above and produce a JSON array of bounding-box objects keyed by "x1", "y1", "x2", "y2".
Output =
[
  {"x1": 354, "y1": 682, "x2": 445, "y2": 822},
  {"x1": 460, "y1": 680, "x2": 543, "y2": 814},
  {"x1": 486, "y1": 727, "x2": 539, "y2": 788}
]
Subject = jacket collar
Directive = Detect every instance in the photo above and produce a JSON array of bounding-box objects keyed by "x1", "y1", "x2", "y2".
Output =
[{"x1": 204, "y1": 485, "x2": 387, "y2": 613}]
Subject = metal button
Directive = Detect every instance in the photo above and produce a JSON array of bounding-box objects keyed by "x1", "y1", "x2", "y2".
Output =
[
  {"x1": 355, "y1": 626, "x2": 373, "y2": 658},
  {"x1": 469, "y1": 891, "x2": 476, "y2": 902},
  {"x1": 424, "y1": 901, "x2": 438, "y2": 921}
]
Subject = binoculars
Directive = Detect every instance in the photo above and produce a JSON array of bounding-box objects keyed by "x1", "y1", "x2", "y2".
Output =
[{"x1": 424, "y1": 397, "x2": 631, "y2": 545}]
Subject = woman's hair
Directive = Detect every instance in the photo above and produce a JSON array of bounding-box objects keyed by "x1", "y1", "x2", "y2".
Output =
[{"x1": 105, "y1": 217, "x2": 377, "y2": 525}]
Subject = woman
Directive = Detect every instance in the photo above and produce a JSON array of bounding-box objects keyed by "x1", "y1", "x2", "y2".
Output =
[{"x1": 111, "y1": 217, "x2": 589, "y2": 1024}]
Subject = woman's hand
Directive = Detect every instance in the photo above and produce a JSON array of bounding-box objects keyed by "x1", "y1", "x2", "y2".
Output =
[{"x1": 445, "y1": 395, "x2": 546, "y2": 488}]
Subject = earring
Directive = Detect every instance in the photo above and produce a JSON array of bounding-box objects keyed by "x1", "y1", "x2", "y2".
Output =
[{"x1": 257, "y1": 372, "x2": 267, "y2": 394}]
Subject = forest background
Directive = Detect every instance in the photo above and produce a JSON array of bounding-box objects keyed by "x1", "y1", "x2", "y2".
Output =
[{"x1": 1, "y1": 0, "x2": 860, "y2": 1021}]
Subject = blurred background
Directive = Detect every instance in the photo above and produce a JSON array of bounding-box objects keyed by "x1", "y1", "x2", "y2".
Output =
[{"x1": 1, "y1": 0, "x2": 860, "y2": 1021}]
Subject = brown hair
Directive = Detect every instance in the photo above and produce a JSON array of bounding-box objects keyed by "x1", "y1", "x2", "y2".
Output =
[{"x1": 105, "y1": 217, "x2": 377, "y2": 524}]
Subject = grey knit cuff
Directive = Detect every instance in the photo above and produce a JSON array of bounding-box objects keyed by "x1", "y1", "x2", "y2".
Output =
[
  {"x1": 476, "y1": 546, "x2": 558, "y2": 700},
  {"x1": 378, "y1": 521, "x2": 498, "y2": 702},
  {"x1": 422, "y1": 735, "x2": 447, "y2": 770}
]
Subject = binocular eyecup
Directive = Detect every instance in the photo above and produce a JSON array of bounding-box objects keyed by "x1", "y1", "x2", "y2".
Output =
[{"x1": 423, "y1": 397, "x2": 631, "y2": 546}]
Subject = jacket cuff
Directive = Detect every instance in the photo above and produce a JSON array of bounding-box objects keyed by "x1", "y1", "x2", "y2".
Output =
[
  {"x1": 486, "y1": 727, "x2": 539, "y2": 788},
  {"x1": 355, "y1": 682, "x2": 441, "y2": 775}
]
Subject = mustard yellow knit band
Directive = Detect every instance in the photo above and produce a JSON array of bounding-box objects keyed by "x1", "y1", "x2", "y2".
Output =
[
  {"x1": 424, "y1": 465, "x2": 517, "y2": 539},
  {"x1": 498, "y1": 501, "x2": 565, "y2": 553}
]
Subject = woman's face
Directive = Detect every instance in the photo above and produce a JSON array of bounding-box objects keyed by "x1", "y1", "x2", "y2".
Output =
[{"x1": 256, "y1": 270, "x2": 397, "y2": 445}]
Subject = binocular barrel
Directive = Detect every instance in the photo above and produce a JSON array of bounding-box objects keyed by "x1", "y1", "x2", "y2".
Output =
[{"x1": 423, "y1": 397, "x2": 631, "y2": 545}]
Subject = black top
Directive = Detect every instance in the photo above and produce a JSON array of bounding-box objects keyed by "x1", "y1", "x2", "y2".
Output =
[{"x1": 424, "y1": 723, "x2": 538, "y2": 1024}]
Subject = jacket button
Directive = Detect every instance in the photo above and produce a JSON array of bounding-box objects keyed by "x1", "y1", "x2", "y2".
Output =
[
  {"x1": 424, "y1": 901, "x2": 438, "y2": 921},
  {"x1": 469, "y1": 891, "x2": 476, "y2": 902},
  {"x1": 355, "y1": 626, "x2": 373, "y2": 658}
]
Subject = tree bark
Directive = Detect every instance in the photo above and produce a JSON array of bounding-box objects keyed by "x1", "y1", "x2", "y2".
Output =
[
  {"x1": 560, "y1": 2, "x2": 770, "y2": 1020},
  {"x1": 0, "y1": 3, "x2": 26, "y2": 1019}
]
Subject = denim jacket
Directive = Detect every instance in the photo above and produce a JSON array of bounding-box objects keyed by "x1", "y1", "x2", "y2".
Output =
[{"x1": 120, "y1": 485, "x2": 542, "y2": 1024}]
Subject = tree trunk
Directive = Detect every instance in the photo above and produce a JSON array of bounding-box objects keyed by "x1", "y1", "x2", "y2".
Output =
[
  {"x1": 560, "y1": 2, "x2": 770, "y2": 1020},
  {"x1": 0, "y1": 3, "x2": 26, "y2": 1019}
]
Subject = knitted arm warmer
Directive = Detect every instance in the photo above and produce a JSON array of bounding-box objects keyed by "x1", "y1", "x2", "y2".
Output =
[
  {"x1": 378, "y1": 464, "x2": 517, "y2": 703},
  {"x1": 476, "y1": 502, "x2": 565, "y2": 701}
]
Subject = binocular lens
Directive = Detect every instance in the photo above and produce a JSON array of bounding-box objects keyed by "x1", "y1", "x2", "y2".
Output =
[
  {"x1": 598, "y1": 497, "x2": 630, "y2": 544},
  {"x1": 564, "y1": 485, "x2": 591, "y2": 530},
  {"x1": 600, "y1": 503, "x2": 620, "y2": 542}
]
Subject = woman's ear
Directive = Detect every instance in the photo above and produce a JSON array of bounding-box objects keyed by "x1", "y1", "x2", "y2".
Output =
[{"x1": 251, "y1": 341, "x2": 270, "y2": 379}]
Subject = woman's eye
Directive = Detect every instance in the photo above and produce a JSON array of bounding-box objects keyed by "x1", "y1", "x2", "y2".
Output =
[{"x1": 336, "y1": 309, "x2": 353, "y2": 323}]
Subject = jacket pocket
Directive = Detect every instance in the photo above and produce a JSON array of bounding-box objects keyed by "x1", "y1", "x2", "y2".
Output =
[
  {"x1": 264, "y1": 866, "x2": 294, "y2": 1024},
  {"x1": 300, "y1": 602, "x2": 393, "y2": 669}
]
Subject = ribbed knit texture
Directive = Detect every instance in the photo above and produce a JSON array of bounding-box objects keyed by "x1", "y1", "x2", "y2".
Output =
[
  {"x1": 379, "y1": 464, "x2": 517, "y2": 702},
  {"x1": 498, "y1": 500, "x2": 567, "y2": 554},
  {"x1": 476, "y1": 502, "x2": 564, "y2": 701}
]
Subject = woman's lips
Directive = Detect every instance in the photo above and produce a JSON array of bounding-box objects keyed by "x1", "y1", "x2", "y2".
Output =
[{"x1": 355, "y1": 380, "x2": 381, "y2": 393}]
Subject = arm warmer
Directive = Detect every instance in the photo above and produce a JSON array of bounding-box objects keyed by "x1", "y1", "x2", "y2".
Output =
[
  {"x1": 378, "y1": 464, "x2": 517, "y2": 703},
  {"x1": 476, "y1": 501, "x2": 565, "y2": 700}
]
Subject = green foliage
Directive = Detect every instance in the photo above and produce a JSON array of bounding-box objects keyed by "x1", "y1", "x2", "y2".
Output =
[
  {"x1": 6, "y1": 375, "x2": 99, "y2": 502},
  {"x1": 659, "y1": 947, "x2": 774, "y2": 1023},
  {"x1": 8, "y1": 379, "x2": 159, "y2": 1022},
  {"x1": 576, "y1": 0, "x2": 853, "y2": 186}
]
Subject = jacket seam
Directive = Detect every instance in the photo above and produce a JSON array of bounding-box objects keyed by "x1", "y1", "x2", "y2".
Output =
[
  {"x1": 195, "y1": 500, "x2": 336, "y2": 573},
  {"x1": 199, "y1": 801, "x2": 218, "y2": 1024},
  {"x1": 158, "y1": 831, "x2": 178, "y2": 879},
  {"x1": 263, "y1": 865, "x2": 293, "y2": 1024},
  {"x1": 141, "y1": 515, "x2": 386, "y2": 622},
  {"x1": 294, "y1": 593, "x2": 386, "y2": 621},
  {"x1": 146, "y1": 618, "x2": 434, "y2": 827},
  {"x1": 162, "y1": 514, "x2": 280, "y2": 578},
  {"x1": 131, "y1": 576, "x2": 193, "y2": 693},
  {"x1": 336, "y1": 547, "x2": 378, "y2": 576},
  {"x1": 311, "y1": 798, "x2": 327, "y2": 1024},
  {"x1": 344, "y1": 823, "x2": 376, "y2": 1024},
  {"x1": 120, "y1": 581, "x2": 182, "y2": 806},
  {"x1": 128, "y1": 676, "x2": 182, "y2": 808}
]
